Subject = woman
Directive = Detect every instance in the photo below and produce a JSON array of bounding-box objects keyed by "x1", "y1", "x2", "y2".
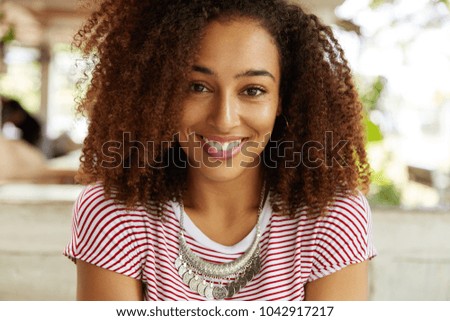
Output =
[{"x1": 65, "y1": 0, "x2": 376, "y2": 300}]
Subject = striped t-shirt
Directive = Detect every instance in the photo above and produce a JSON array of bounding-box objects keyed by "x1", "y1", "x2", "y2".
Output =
[{"x1": 64, "y1": 184, "x2": 376, "y2": 300}]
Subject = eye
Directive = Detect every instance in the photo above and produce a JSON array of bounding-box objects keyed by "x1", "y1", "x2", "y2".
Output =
[
  {"x1": 190, "y1": 82, "x2": 209, "y2": 93},
  {"x1": 242, "y1": 86, "x2": 266, "y2": 97}
]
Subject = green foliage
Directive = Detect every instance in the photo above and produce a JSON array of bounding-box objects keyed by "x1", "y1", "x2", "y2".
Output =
[
  {"x1": 358, "y1": 76, "x2": 385, "y2": 143},
  {"x1": 357, "y1": 75, "x2": 402, "y2": 206},
  {"x1": 368, "y1": 171, "x2": 402, "y2": 206},
  {"x1": 369, "y1": 0, "x2": 392, "y2": 9},
  {"x1": 1, "y1": 11, "x2": 15, "y2": 44},
  {"x1": 370, "y1": 0, "x2": 449, "y2": 11},
  {"x1": 437, "y1": 0, "x2": 450, "y2": 9},
  {"x1": 1, "y1": 26, "x2": 15, "y2": 43},
  {"x1": 360, "y1": 76, "x2": 385, "y2": 112},
  {"x1": 364, "y1": 116, "x2": 383, "y2": 143}
]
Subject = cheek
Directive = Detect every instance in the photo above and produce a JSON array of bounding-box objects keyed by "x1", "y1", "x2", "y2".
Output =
[
  {"x1": 179, "y1": 97, "x2": 210, "y2": 127},
  {"x1": 179, "y1": 107, "x2": 200, "y2": 135},
  {"x1": 177, "y1": 106, "x2": 203, "y2": 150},
  {"x1": 247, "y1": 107, "x2": 278, "y2": 135}
]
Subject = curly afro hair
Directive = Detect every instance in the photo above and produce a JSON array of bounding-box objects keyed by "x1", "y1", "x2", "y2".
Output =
[{"x1": 75, "y1": 0, "x2": 370, "y2": 217}]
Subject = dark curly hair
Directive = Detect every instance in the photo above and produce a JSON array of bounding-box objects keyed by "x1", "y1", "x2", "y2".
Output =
[{"x1": 75, "y1": 0, "x2": 370, "y2": 216}]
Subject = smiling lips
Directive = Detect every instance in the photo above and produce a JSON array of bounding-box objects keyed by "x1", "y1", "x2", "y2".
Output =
[{"x1": 200, "y1": 135, "x2": 246, "y2": 160}]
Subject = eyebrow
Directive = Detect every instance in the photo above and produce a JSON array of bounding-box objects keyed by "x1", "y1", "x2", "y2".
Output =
[
  {"x1": 192, "y1": 65, "x2": 276, "y2": 81},
  {"x1": 236, "y1": 69, "x2": 275, "y2": 81},
  {"x1": 192, "y1": 65, "x2": 215, "y2": 75}
]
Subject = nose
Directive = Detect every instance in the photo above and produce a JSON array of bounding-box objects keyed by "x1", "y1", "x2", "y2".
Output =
[{"x1": 207, "y1": 92, "x2": 240, "y2": 132}]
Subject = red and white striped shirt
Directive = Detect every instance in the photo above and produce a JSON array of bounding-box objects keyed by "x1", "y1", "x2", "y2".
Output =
[{"x1": 64, "y1": 184, "x2": 376, "y2": 300}]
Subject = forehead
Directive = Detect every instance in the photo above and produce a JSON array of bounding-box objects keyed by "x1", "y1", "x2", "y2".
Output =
[{"x1": 194, "y1": 18, "x2": 280, "y2": 77}]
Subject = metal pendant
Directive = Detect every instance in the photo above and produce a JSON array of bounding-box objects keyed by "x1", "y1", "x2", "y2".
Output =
[
  {"x1": 197, "y1": 280, "x2": 208, "y2": 296},
  {"x1": 212, "y1": 286, "x2": 228, "y2": 300},
  {"x1": 176, "y1": 253, "x2": 263, "y2": 299},
  {"x1": 204, "y1": 284, "x2": 215, "y2": 300},
  {"x1": 183, "y1": 270, "x2": 194, "y2": 284},
  {"x1": 237, "y1": 275, "x2": 248, "y2": 288},
  {"x1": 175, "y1": 256, "x2": 183, "y2": 269},
  {"x1": 178, "y1": 264, "x2": 187, "y2": 278},
  {"x1": 245, "y1": 267, "x2": 255, "y2": 280},
  {"x1": 228, "y1": 281, "x2": 242, "y2": 298},
  {"x1": 189, "y1": 275, "x2": 202, "y2": 292},
  {"x1": 253, "y1": 256, "x2": 261, "y2": 271}
]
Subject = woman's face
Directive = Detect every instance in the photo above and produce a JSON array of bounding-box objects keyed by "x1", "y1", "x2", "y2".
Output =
[{"x1": 178, "y1": 18, "x2": 281, "y2": 182}]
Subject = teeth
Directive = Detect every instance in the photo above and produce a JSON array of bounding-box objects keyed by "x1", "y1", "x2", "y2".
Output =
[{"x1": 203, "y1": 137, "x2": 243, "y2": 151}]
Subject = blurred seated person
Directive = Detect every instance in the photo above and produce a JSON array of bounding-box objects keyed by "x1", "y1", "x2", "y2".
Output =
[
  {"x1": 1, "y1": 97, "x2": 42, "y2": 147},
  {"x1": 0, "y1": 134, "x2": 47, "y2": 182}
]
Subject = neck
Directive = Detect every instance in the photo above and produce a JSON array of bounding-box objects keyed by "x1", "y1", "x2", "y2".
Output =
[{"x1": 183, "y1": 167, "x2": 265, "y2": 223}]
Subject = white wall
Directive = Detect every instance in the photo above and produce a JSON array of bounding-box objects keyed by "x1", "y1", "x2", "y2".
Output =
[
  {"x1": 0, "y1": 202, "x2": 76, "y2": 300},
  {"x1": 370, "y1": 209, "x2": 450, "y2": 300}
]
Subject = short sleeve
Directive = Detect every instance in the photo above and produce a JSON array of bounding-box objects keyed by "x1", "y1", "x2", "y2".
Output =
[
  {"x1": 307, "y1": 192, "x2": 377, "y2": 282},
  {"x1": 64, "y1": 185, "x2": 148, "y2": 280}
]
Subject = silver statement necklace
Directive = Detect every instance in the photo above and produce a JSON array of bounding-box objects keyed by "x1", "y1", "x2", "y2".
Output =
[{"x1": 175, "y1": 181, "x2": 266, "y2": 300}]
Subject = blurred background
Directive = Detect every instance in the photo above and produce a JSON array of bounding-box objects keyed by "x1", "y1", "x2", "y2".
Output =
[{"x1": 0, "y1": 0, "x2": 449, "y2": 300}]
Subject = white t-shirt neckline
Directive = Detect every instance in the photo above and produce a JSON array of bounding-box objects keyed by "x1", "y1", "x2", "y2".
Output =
[{"x1": 171, "y1": 192, "x2": 272, "y2": 254}]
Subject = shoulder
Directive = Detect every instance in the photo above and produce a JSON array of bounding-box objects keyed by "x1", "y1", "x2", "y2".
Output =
[
  {"x1": 290, "y1": 190, "x2": 371, "y2": 229},
  {"x1": 271, "y1": 191, "x2": 373, "y2": 247},
  {"x1": 74, "y1": 183, "x2": 121, "y2": 215},
  {"x1": 319, "y1": 191, "x2": 371, "y2": 231},
  {"x1": 73, "y1": 184, "x2": 158, "y2": 227},
  {"x1": 69, "y1": 183, "x2": 158, "y2": 258},
  {"x1": 301, "y1": 191, "x2": 376, "y2": 281},
  {"x1": 72, "y1": 184, "x2": 123, "y2": 236},
  {"x1": 310, "y1": 191, "x2": 374, "y2": 248},
  {"x1": 66, "y1": 184, "x2": 156, "y2": 278}
]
